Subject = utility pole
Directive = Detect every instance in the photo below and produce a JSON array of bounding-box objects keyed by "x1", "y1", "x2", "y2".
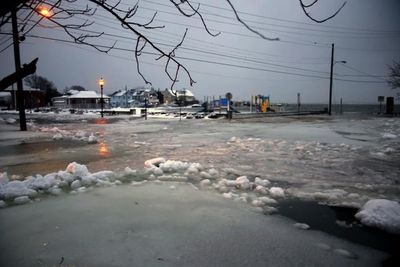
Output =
[
  {"x1": 11, "y1": 7, "x2": 27, "y2": 130},
  {"x1": 329, "y1": 43, "x2": 334, "y2": 116}
]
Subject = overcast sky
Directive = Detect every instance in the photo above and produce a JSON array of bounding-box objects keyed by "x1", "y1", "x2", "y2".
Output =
[{"x1": 1, "y1": 0, "x2": 400, "y2": 103}]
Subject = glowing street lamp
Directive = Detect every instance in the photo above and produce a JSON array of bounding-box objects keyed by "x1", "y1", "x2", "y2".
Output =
[
  {"x1": 37, "y1": 6, "x2": 53, "y2": 18},
  {"x1": 99, "y1": 77, "x2": 104, "y2": 118}
]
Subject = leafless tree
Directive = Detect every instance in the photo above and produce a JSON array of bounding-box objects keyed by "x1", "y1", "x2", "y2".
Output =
[
  {"x1": 2, "y1": 0, "x2": 345, "y2": 93},
  {"x1": 387, "y1": 61, "x2": 400, "y2": 89}
]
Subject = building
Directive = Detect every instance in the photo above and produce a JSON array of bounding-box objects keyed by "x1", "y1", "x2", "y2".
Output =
[
  {"x1": 3, "y1": 86, "x2": 46, "y2": 110},
  {"x1": 162, "y1": 88, "x2": 198, "y2": 105},
  {"x1": 109, "y1": 86, "x2": 161, "y2": 108},
  {"x1": 52, "y1": 90, "x2": 110, "y2": 109}
]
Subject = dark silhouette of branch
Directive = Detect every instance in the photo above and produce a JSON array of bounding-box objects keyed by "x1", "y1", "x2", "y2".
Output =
[
  {"x1": 1, "y1": 0, "x2": 346, "y2": 90},
  {"x1": 299, "y1": 0, "x2": 346, "y2": 23},
  {"x1": 225, "y1": 0, "x2": 279, "y2": 41}
]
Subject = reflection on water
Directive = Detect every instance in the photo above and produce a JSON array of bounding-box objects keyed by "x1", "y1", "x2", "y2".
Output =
[
  {"x1": 95, "y1": 118, "x2": 109, "y2": 125},
  {"x1": 98, "y1": 142, "x2": 110, "y2": 157}
]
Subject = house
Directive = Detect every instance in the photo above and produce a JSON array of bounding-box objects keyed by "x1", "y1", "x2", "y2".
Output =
[
  {"x1": 162, "y1": 88, "x2": 198, "y2": 105},
  {"x1": 3, "y1": 86, "x2": 46, "y2": 110},
  {"x1": 52, "y1": 90, "x2": 110, "y2": 109},
  {"x1": 109, "y1": 86, "x2": 161, "y2": 108}
]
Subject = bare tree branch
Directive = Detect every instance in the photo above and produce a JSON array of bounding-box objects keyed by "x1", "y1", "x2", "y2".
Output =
[{"x1": 299, "y1": 0, "x2": 346, "y2": 23}]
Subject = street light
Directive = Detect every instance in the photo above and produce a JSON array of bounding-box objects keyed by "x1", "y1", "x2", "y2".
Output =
[
  {"x1": 329, "y1": 43, "x2": 346, "y2": 116},
  {"x1": 99, "y1": 77, "x2": 104, "y2": 118},
  {"x1": 37, "y1": 6, "x2": 53, "y2": 18}
]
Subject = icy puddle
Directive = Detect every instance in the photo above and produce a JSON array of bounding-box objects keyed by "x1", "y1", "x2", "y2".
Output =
[
  {"x1": 276, "y1": 199, "x2": 400, "y2": 265},
  {"x1": 0, "y1": 183, "x2": 388, "y2": 267}
]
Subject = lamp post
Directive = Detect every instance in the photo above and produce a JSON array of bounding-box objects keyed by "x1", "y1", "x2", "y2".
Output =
[
  {"x1": 329, "y1": 44, "x2": 346, "y2": 116},
  {"x1": 99, "y1": 77, "x2": 104, "y2": 118}
]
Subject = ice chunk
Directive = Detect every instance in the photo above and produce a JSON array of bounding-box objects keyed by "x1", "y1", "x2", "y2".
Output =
[
  {"x1": 65, "y1": 162, "x2": 89, "y2": 177},
  {"x1": 147, "y1": 166, "x2": 163, "y2": 176},
  {"x1": 123, "y1": 167, "x2": 137, "y2": 175},
  {"x1": 144, "y1": 157, "x2": 166, "y2": 168},
  {"x1": 0, "y1": 181, "x2": 37, "y2": 199},
  {"x1": 77, "y1": 187, "x2": 87, "y2": 193},
  {"x1": 48, "y1": 187, "x2": 62, "y2": 196},
  {"x1": 382, "y1": 132, "x2": 397, "y2": 139},
  {"x1": 199, "y1": 179, "x2": 211, "y2": 188},
  {"x1": 70, "y1": 180, "x2": 82, "y2": 190},
  {"x1": 269, "y1": 187, "x2": 285, "y2": 198},
  {"x1": 0, "y1": 200, "x2": 7, "y2": 208},
  {"x1": 91, "y1": 171, "x2": 115, "y2": 181},
  {"x1": 313, "y1": 189, "x2": 347, "y2": 201},
  {"x1": 87, "y1": 133, "x2": 98, "y2": 144},
  {"x1": 293, "y1": 223, "x2": 310, "y2": 230},
  {"x1": 0, "y1": 172, "x2": 9, "y2": 186},
  {"x1": 56, "y1": 171, "x2": 75, "y2": 184},
  {"x1": 254, "y1": 177, "x2": 270, "y2": 187},
  {"x1": 14, "y1": 196, "x2": 30, "y2": 205},
  {"x1": 355, "y1": 199, "x2": 400, "y2": 234},
  {"x1": 6, "y1": 118, "x2": 16, "y2": 124},
  {"x1": 159, "y1": 160, "x2": 189, "y2": 173},
  {"x1": 222, "y1": 192, "x2": 234, "y2": 199},
  {"x1": 200, "y1": 171, "x2": 212, "y2": 179},
  {"x1": 254, "y1": 185, "x2": 268, "y2": 195},
  {"x1": 52, "y1": 133, "x2": 63, "y2": 140},
  {"x1": 258, "y1": 196, "x2": 277, "y2": 205},
  {"x1": 25, "y1": 174, "x2": 58, "y2": 190},
  {"x1": 235, "y1": 176, "x2": 251, "y2": 190}
]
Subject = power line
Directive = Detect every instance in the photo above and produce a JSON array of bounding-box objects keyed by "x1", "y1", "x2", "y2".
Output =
[{"x1": 21, "y1": 33, "x2": 387, "y2": 84}]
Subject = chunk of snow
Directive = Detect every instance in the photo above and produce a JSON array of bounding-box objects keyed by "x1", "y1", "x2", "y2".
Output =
[
  {"x1": 0, "y1": 200, "x2": 7, "y2": 208},
  {"x1": 313, "y1": 189, "x2": 347, "y2": 201},
  {"x1": 65, "y1": 162, "x2": 89, "y2": 177},
  {"x1": 222, "y1": 192, "x2": 234, "y2": 199},
  {"x1": 56, "y1": 171, "x2": 75, "y2": 183},
  {"x1": 235, "y1": 176, "x2": 251, "y2": 190},
  {"x1": 199, "y1": 179, "x2": 211, "y2": 188},
  {"x1": 24, "y1": 174, "x2": 58, "y2": 190},
  {"x1": 52, "y1": 133, "x2": 63, "y2": 140},
  {"x1": 123, "y1": 167, "x2": 137, "y2": 175},
  {"x1": 70, "y1": 180, "x2": 82, "y2": 190},
  {"x1": 0, "y1": 181, "x2": 37, "y2": 199},
  {"x1": 0, "y1": 172, "x2": 9, "y2": 186},
  {"x1": 144, "y1": 157, "x2": 166, "y2": 168},
  {"x1": 48, "y1": 187, "x2": 62, "y2": 196},
  {"x1": 382, "y1": 133, "x2": 397, "y2": 139},
  {"x1": 200, "y1": 171, "x2": 212, "y2": 179},
  {"x1": 258, "y1": 196, "x2": 277, "y2": 205},
  {"x1": 355, "y1": 199, "x2": 400, "y2": 234},
  {"x1": 77, "y1": 187, "x2": 87, "y2": 193},
  {"x1": 87, "y1": 133, "x2": 98, "y2": 144},
  {"x1": 269, "y1": 187, "x2": 285, "y2": 198},
  {"x1": 14, "y1": 196, "x2": 30, "y2": 205},
  {"x1": 254, "y1": 185, "x2": 268, "y2": 195},
  {"x1": 251, "y1": 199, "x2": 264, "y2": 207},
  {"x1": 91, "y1": 171, "x2": 115, "y2": 181},
  {"x1": 6, "y1": 118, "x2": 16, "y2": 124},
  {"x1": 293, "y1": 223, "x2": 310, "y2": 230},
  {"x1": 159, "y1": 160, "x2": 189, "y2": 173},
  {"x1": 254, "y1": 177, "x2": 270, "y2": 187}
]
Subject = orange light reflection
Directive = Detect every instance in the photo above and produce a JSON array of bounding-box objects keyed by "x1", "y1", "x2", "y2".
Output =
[{"x1": 98, "y1": 142, "x2": 110, "y2": 157}]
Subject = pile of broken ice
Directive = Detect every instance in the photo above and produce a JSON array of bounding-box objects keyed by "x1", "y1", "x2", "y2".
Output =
[{"x1": 1, "y1": 157, "x2": 399, "y2": 235}]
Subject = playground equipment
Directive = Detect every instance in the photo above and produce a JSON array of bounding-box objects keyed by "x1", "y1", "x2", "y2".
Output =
[{"x1": 252, "y1": 95, "x2": 271, "y2": 113}]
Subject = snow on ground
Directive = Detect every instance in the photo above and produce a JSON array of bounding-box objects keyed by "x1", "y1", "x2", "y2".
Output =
[
  {"x1": 355, "y1": 199, "x2": 400, "y2": 234},
  {"x1": 0, "y1": 183, "x2": 387, "y2": 267},
  {"x1": 0, "y1": 112, "x2": 399, "y2": 265}
]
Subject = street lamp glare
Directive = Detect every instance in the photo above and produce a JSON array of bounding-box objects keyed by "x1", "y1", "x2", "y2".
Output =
[
  {"x1": 99, "y1": 77, "x2": 105, "y2": 86},
  {"x1": 37, "y1": 6, "x2": 52, "y2": 18}
]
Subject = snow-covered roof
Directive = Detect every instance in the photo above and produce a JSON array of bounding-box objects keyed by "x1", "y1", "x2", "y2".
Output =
[
  {"x1": 114, "y1": 91, "x2": 127, "y2": 97},
  {"x1": 5, "y1": 86, "x2": 41, "y2": 92},
  {"x1": 168, "y1": 89, "x2": 194, "y2": 97},
  {"x1": 0, "y1": 92, "x2": 11, "y2": 97},
  {"x1": 67, "y1": 91, "x2": 110, "y2": 99}
]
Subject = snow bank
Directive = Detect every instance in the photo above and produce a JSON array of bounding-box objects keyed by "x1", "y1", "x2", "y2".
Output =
[
  {"x1": 269, "y1": 187, "x2": 285, "y2": 198},
  {"x1": 355, "y1": 199, "x2": 400, "y2": 234},
  {"x1": 0, "y1": 162, "x2": 119, "y2": 206}
]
